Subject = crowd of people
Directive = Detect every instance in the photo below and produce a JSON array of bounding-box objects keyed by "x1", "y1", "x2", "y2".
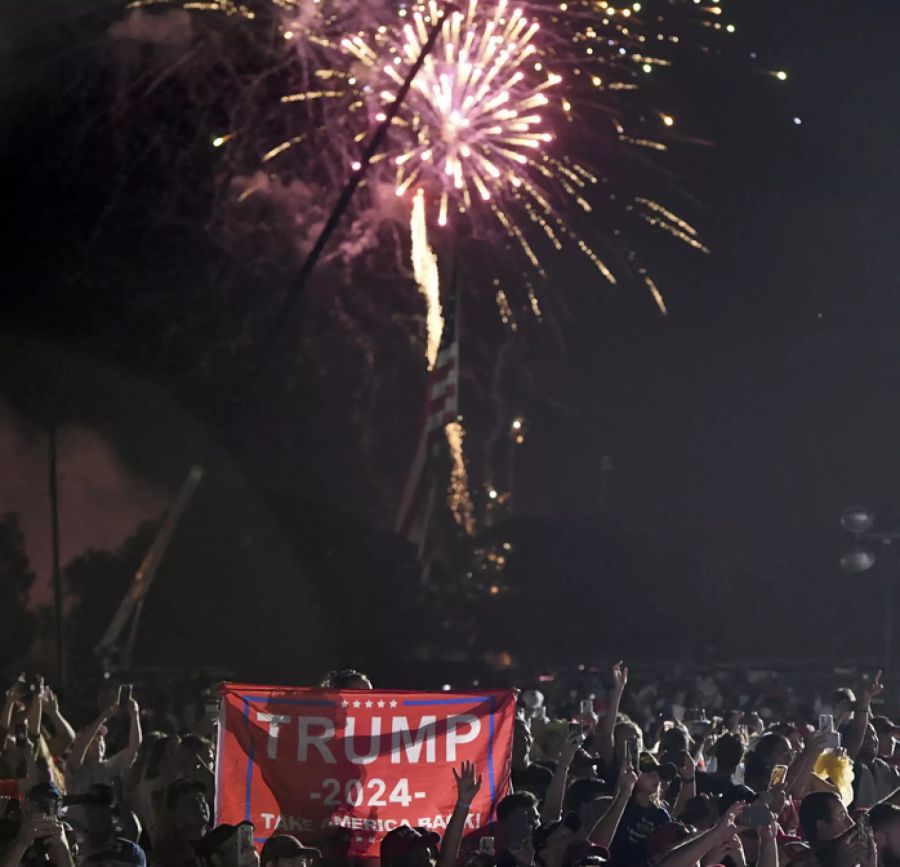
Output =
[{"x1": 1, "y1": 663, "x2": 899, "y2": 867}]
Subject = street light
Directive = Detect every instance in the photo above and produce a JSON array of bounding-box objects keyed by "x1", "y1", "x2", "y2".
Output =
[
  {"x1": 840, "y1": 546, "x2": 877, "y2": 573},
  {"x1": 839, "y1": 506, "x2": 900, "y2": 680},
  {"x1": 841, "y1": 506, "x2": 875, "y2": 536}
]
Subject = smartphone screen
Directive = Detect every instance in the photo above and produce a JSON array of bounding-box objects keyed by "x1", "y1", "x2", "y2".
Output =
[
  {"x1": 819, "y1": 714, "x2": 834, "y2": 733},
  {"x1": 769, "y1": 764, "x2": 788, "y2": 788},
  {"x1": 479, "y1": 837, "x2": 495, "y2": 855},
  {"x1": 118, "y1": 684, "x2": 133, "y2": 707},
  {"x1": 580, "y1": 700, "x2": 594, "y2": 715}
]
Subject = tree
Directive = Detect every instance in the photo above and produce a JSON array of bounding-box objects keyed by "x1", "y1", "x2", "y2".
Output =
[
  {"x1": 0, "y1": 513, "x2": 37, "y2": 674},
  {"x1": 64, "y1": 520, "x2": 159, "y2": 671}
]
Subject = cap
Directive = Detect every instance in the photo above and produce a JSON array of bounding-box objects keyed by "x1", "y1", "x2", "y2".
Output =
[
  {"x1": 871, "y1": 716, "x2": 900, "y2": 737},
  {"x1": 380, "y1": 826, "x2": 440, "y2": 865},
  {"x1": 261, "y1": 834, "x2": 321, "y2": 864},
  {"x1": 164, "y1": 778, "x2": 207, "y2": 808},
  {"x1": 26, "y1": 782, "x2": 62, "y2": 803},
  {"x1": 87, "y1": 838, "x2": 147, "y2": 867},
  {"x1": 647, "y1": 823, "x2": 691, "y2": 860},
  {"x1": 195, "y1": 824, "x2": 242, "y2": 857},
  {"x1": 638, "y1": 753, "x2": 678, "y2": 781}
]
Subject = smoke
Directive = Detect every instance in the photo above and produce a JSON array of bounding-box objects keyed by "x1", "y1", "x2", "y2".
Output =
[
  {"x1": 0, "y1": 402, "x2": 167, "y2": 605},
  {"x1": 108, "y1": 9, "x2": 192, "y2": 47}
]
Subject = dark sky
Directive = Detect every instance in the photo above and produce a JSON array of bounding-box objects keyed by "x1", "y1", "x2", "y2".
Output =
[{"x1": 2, "y1": 0, "x2": 900, "y2": 662}]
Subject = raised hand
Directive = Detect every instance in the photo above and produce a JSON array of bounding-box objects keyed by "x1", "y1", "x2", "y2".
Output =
[
  {"x1": 864, "y1": 670, "x2": 884, "y2": 704},
  {"x1": 42, "y1": 688, "x2": 59, "y2": 715},
  {"x1": 678, "y1": 749, "x2": 696, "y2": 781},
  {"x1": 611, "y1": 661, "x2": 628, "y2": 695},
  {"x1": 453, "y1": 760, "x2": 483, "y2": 806},
  {"x1": 616, "y1": 763, "x2": 639, "y2": 798}
]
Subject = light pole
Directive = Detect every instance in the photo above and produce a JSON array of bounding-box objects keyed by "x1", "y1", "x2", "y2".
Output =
[{"x1": 839, "y1": 506, "x2": 899, "y2": 681}]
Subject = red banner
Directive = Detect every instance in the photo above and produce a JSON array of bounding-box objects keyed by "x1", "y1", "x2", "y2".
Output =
[{"x1": 215, "y1": 684, "x2": 515, "y2": 860}]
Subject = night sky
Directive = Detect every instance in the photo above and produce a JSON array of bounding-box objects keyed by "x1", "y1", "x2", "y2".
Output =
[{"x1": 2, "y1": 0, "x2": 900, "y2": 668}]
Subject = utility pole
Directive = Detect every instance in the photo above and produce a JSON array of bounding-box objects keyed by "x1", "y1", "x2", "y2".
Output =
[{"x1": 48, "y1": 425, "x2": 66, "y2": 688}]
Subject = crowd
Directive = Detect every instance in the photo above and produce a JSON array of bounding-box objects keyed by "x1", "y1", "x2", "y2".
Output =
[{"x1": 1, "y1": 663, "x2": 899, "y2": 867}]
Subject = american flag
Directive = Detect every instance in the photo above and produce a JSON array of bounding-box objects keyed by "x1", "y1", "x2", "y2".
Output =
[{"x1": 394, "y1": 279, "x2": 460, "y2": 552}]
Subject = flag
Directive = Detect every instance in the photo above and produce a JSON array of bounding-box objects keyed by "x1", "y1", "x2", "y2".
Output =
[{"x1": 394, "y1": 272, "x2": 460, "y2": 550}]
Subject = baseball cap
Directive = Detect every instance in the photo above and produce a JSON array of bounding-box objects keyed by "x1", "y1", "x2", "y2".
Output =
[
  {"x1": 260, "y1": 834, "x2": 321, "y2": 864},
  {"x1": 639, "y1": 753, "x2": 678, "y2": 781},
  {"x1": 380, "y1": 826, "x2": 440, "y2": 865},
  {"x1": 87, "y1": 838, "x2": 147, "y2": 867}
]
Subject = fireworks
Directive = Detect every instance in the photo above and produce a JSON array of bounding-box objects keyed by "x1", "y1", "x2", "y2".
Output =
[{"x1": 116, "y1": 0, "x2": 753, "y2": 316}]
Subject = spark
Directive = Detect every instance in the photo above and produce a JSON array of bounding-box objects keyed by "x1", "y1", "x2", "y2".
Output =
[
  {"x1": 445, "y1": 420, "x2": 476, "y2": 535},
  {"x1": 411, "y1": 189, "x2": 443, "y2": 369}
]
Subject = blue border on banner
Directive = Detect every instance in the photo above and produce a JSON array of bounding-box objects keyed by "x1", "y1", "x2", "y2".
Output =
[{"x1": 237, "y1": 693, "x2": 503, "y2": 829}]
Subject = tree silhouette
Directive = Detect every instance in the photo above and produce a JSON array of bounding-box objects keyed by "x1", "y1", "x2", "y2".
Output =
[{"x1": 0, "y1": 513, "x2": 37, "y2": 675}]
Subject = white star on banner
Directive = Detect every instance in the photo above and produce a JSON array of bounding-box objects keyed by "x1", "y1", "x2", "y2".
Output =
[
  {"x1": 377, "y1": 701, "x2": 385, "y2": 708},
  {"x1": 389, "y1": 700, "x2": 398, "y2": 708},
  {"x1": 341, "y1": 700, "x2": 349, "y2": 708},
  {"x1": 365, "y1": 700, "x2": 373, "y2": 708},
  {"x1": 353, "y1": 700, "x2": 361, "y2": 708}
]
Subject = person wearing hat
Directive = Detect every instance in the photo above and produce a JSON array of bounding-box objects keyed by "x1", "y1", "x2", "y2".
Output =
[
  {"x1": 154, "y1": 779, "x2": 211, "y2": 867},
  {"x1": 608, "y1": 754, "x2": 675, "y2": 866},
  {"x1": 869, "y1": 802, "x2": 900, "y2": 867},
  {"x1": 260, "y1": 834, "x2": 320, "y2": 867},
  {"x1": 195, "y1": 822, "x2": 260, "y2": 867},
  {"x1": 381, "y1": 762, "x2": 482, "y2": 867},
  {"x1": 2, "y1": 785, "x2": 75, "y2": 867}
]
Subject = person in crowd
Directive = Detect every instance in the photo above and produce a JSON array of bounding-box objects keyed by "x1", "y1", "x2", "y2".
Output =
[
  {"x1": 319, "y1": 672, "x2": 372, "y2": 691},
  {"x1": 260, "y1": 835, "x2": 320, "y2": 867},
  {"x1": 381, "y1": 762, "x2": 481, "y2": 867},
  {"x1": 67, "y1": 699, "x2": 142, "y2": 796},
  {"x1": 195, "y1": 822, "x2": 258, "y2": 867},
  {"x1": 696, "y1": 734, "x2": 744, "y2": 797},
  {"x1": 798, "y1": 791, "x2": 854, "y2": 845},
  {"x1": 153, "y1": 780, "x2": 210, "y2": 867},
  {"x1": 869, "y1": 802, "x2": 900, "y2": 867}
]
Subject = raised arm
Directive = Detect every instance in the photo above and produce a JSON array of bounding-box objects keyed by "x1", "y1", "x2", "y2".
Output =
[
  {"x1": 69, "y1": 705, "x2": 116, "y2": 770},
  {"x1": 657, "y1": 805, "x2": 741, "y2": 867},
  {"x1": 115, "y1": 699, "x2": 143, "y2": 770},
  {"x1": 672, "y1": 751, "x2": 697, "y2": 817},
  {"x1": 587, "y1": 765, "x2": 638, "y2": 849},
  {"x1": 437, "y1": 762, "x2": 483, "y2": 867},
  {"x1": 542, "y1": 731, "x2": 581, "y2": 825},
  {"x1": 43, "y1": 689, "x2": 76, "y2": 757},
  {"x1": 25, "y1": 687, "x2": 43, "y2": 740},
  {"x1": 786, "y1": 731, "x2": 830, "y2": 797},
  {"x1": 598, "y1": 662, "x2": 628, "y2": 771},
  {"x1": 757, "y1": 818, "x2": 779, "y2": 867},
  {"x1": 846, "y1": 671, "x2": 881, "y2": 761}
]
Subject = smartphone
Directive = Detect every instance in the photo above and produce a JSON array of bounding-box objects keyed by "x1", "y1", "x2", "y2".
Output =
[
  {"x1": 118, "y1": 684, "x2": 133, "y2": 708},
  {"x1": 624, "y1": 737, "x2": 639, "y2": 772},
  {"x1": 204, "y1": 696, "x2": 220, "y2": 719},
  {"x1": 479, "y1": 837, "x2": 496, "y2": 855},
  {"x1": 14, "y1": 722, "x2": 28, "y2": 748},
  {"x1": 819, "y1": 714, "x2": 834, "y2": 733},
  {"x1": 769, "y1": 764, "x2": 788, "y2": 788},
  {"x1": 568, "y1": 721, "x2": 585, "y2": 744},
  {"x1": 580, "y1": 700, "x2": 594, "y2": 715},
  {"x1": 235, "y1": 822, "x2": 257, "y2": 867},
  {"x1": 822, "y1": 731, "x2": 842, "y2": 750}
]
